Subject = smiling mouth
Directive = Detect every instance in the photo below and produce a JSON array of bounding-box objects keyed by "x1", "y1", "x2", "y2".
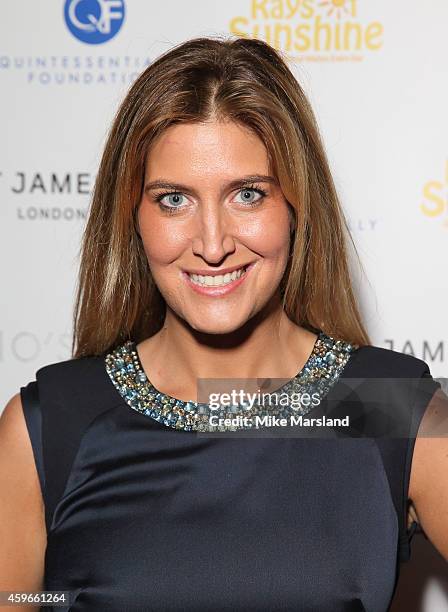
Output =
[{"x1": 186, "y1": 264, "x2": 249, "y2": 288}]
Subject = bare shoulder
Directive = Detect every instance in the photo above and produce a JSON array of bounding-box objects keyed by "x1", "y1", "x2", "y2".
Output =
[
  {"x1": 0, "y1": 392, "x2": 46, "y2": 594},
  {"x1": 408, "y1": 386, "x2": 448, "y2": 562}
]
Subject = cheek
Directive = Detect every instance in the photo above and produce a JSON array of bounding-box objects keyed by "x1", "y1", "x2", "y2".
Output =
[
  {"x1": 138, "y1": 208, "x2": 189, "y2": 265},
  {"x1": 244, "y1": 207, "x2": 291, "y2": 259}
]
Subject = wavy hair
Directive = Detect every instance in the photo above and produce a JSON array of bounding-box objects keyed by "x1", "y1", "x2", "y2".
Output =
[{"x1": 72, "y1": 35, "x2": 371, "y2": 357}]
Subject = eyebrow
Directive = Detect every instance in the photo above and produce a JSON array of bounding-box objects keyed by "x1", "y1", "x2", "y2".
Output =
[{"x1": 144, "y1": 174, "x2": 278, "y2": 195}]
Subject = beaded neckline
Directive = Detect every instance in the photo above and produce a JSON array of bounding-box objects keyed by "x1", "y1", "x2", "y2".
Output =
[{"x1": 105, "y1": 331, "x2": 359, "y2": 433}]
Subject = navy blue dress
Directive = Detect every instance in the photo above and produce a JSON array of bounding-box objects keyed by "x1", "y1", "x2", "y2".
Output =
[{"x1": 20, "y1": 334, "x2": 442, "y2": 611}]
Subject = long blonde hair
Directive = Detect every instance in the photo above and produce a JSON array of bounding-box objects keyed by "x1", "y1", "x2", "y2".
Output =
[{"x1": 72, "y1": 35, "x2": 371, "y2": 358}]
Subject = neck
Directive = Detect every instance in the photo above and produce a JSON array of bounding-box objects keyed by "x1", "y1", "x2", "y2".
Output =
[{"x1": 136, "y1": 295, "x2": 318, "y2": 402}]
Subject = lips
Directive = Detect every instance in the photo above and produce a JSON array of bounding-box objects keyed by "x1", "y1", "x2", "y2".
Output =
[
  {"x1": 187, "y1": 264, "x2": 248, "y2": 288},
  {"x1": 182, "y1": 262, "x2": 255, "y2": 296}
]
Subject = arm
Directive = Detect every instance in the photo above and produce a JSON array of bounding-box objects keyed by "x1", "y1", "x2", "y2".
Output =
[
  {"x1": 408, "y1": 387, "x2": 448, "y2": 561},
  {"x1": 0, "y1": 393, "x2": 47, "y2": 611}
]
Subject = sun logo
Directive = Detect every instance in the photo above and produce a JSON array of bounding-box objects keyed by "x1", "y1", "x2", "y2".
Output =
[{"x1": 318, "y1": 0, "x2": 357, "y2": 19}]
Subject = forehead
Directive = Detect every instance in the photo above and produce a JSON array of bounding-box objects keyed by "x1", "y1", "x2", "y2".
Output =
[{"x1": 145, "y1": 121, "x2": 270, "y2": 179}]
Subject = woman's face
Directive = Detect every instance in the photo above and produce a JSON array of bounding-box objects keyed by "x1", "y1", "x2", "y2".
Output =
[{"x1": 137, "y1": 119, "x2": 292, "y2": 334}]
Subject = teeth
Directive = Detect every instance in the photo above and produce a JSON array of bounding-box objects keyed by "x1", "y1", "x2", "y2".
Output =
[{"x1": 188, "y1": 266, "x2": 247, "y2": 287}]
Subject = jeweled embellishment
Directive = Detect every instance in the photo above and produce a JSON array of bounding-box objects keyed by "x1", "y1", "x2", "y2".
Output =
[{"x1": 105, "y1": 331, "x2": 358, "y2": 433}]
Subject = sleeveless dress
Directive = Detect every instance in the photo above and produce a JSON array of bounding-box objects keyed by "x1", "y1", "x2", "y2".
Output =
[{"x1": 19, "y1": 330, "x2": 442, "y2": 612}]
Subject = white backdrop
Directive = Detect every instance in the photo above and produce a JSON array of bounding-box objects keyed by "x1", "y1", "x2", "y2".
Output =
[{"x1": 1, "y1": 1, "x2": 447, "y2": 609}]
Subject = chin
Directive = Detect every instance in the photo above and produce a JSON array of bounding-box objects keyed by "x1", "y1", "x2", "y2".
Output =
[{"x1": 186, "y1": 315, "x2": 247, "y2": 335}]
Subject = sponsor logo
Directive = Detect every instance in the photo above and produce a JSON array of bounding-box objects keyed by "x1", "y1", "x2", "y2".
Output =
[
  {"x1": 1, "y1": 0, "x2": 148, "y2": 86},
  {"x1": 0, "y1": 171, "x2": 91, "y2": 221},
  {"x1": 229, "y1": 0, "x2": 384, "y2": 62},
  {"x1": 64, "y1": 0, "x2": 125, "y2": 44}
]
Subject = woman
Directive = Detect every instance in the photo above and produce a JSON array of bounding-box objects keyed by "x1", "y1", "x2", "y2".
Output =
[{"x1": 1, "y1": 35, "x2": 447, "y2": 611}]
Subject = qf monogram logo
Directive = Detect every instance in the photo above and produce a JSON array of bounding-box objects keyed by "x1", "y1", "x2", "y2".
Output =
[{"x1": 64, "y1": 0, "x2": 125, "y2": 44}]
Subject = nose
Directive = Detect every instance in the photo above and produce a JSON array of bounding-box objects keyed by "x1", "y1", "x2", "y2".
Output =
[{"x1": 191, "y1": 202, "x2": 236, "y2": 264}]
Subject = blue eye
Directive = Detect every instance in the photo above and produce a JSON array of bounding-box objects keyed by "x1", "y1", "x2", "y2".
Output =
[
  {"x1": 157, "y1": 192, "x2": 186, "y2": 209},
  {"x1": 234, "y1": 187, "x2": 267, "y2": 205}
]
